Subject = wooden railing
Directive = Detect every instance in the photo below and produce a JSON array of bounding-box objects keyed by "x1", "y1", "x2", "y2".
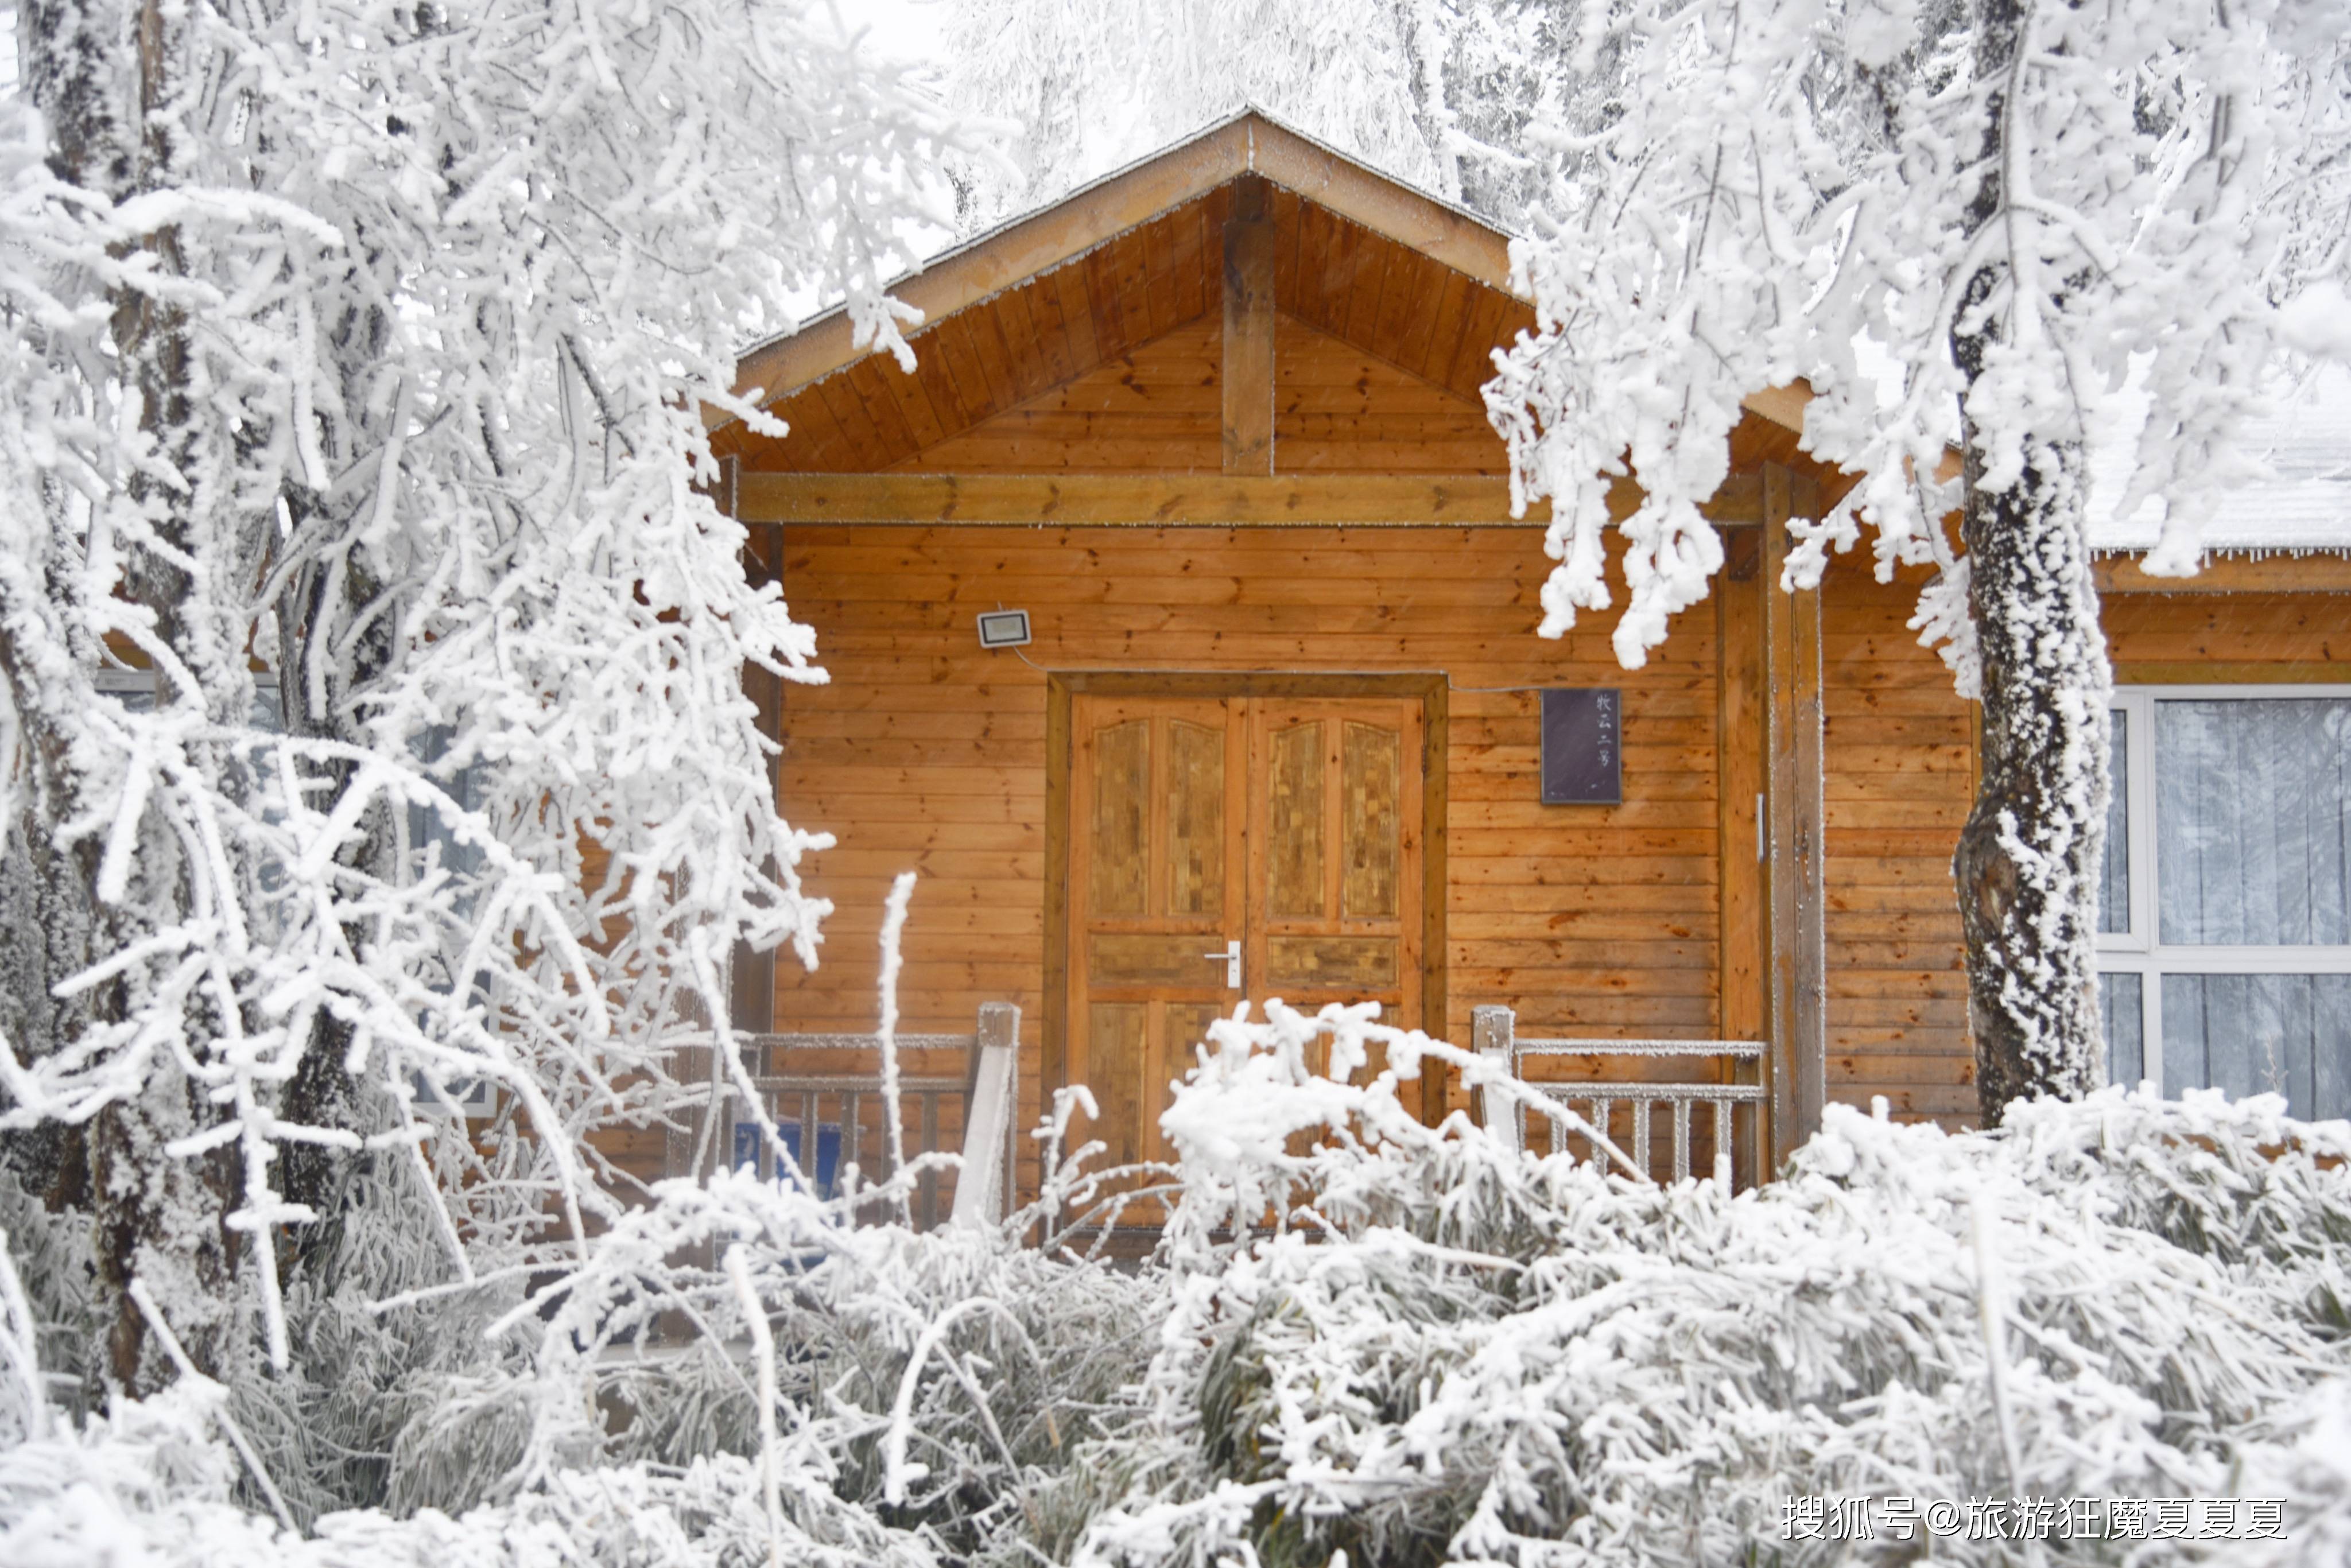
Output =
[
  {"x1": 674, "y1": 1002, "x2": 1020, "y2": 1229},
  {"x1": 1471, "y1": 1005, "x2": 1766, "y2": 1187}
]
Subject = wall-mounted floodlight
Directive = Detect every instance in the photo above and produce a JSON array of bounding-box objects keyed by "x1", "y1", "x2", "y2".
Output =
[{"x1": 977, "y1": 609, "x2": 1032, "y2": 649}]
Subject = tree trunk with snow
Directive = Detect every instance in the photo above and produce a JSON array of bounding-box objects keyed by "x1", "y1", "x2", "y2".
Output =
[
  {"x1": 15, "y1": 0, "x2": 247, "y2": 1394},
  {"x1": 1948, "y1": 0, "x2": 2112, "y2": 1124},
  {"x1": 1951, "y1": 447, "x2": 2112, "y2": 1122}
]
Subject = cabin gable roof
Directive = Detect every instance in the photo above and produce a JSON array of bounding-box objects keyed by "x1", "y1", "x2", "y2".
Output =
[
  {"x1": 723, "y1": 110, "x2": 1522, "y2": 429},
  {"x1": 716, "y1": 108, "x2": 1841, "y2": 521}
]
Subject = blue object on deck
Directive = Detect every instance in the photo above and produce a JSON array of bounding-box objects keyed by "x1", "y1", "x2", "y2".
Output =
[{"x1": 734, "y1": 1120, "x2": 841, "y2": 1198}]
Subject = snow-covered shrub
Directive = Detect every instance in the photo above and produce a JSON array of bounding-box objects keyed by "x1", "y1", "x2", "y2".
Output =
[
  {"x1": 1076, "y1": 1004, "x2": 2351, "y2": 1566},
  {"x1": 5, "y1": 1002, "x2": 2350, "y2": 1565}
]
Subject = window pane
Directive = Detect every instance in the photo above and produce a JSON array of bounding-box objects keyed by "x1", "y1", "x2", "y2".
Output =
[
  {"x1": 2099, "y1": 708, "x2": 2129, "y2": 934},
  {"x1": 2156, "y1": 699, "x2": 2351, "y2": 945},
  {"x1": 2100, "y1": 972, "x2": 2144, "y2": 1087},
  {"x1": 2159, "y1": 972, "x2": 2351, "y2": 1120}
]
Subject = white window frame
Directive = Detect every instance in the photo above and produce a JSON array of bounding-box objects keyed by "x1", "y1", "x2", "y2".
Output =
[{"x1": 2097, "y1": 684, "x2": 2351, "y2": 1092}]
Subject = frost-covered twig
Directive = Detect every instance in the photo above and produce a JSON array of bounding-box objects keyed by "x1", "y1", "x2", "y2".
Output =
[
  {"x1": 724, "y1": 1246, "x2": 784, "y2": 1568},
  {"x1": 128, "y1": 1279, "x2": 296, "y2": 1534},
  {"x1": 878, "y1": 872, "x2": 916, "y2": 1217}
]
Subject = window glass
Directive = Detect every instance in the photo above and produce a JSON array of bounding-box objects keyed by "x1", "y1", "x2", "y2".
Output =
[
  {"x1": 409, "y1": 724, "x2": 488, "y2": 890},
  {"x1": 2160, "y1": 972, "x2": 2351, "y2": 1120},
  {"x1": 2156, "y1": 698, "x2": 2351, "y2": 945},
  {"x1": 2099, "y1": 971, "x2": 2143, "y2": 1087},
  {"x1": 2099, "y1": 708, "x2": 2129, "y2": 934}
]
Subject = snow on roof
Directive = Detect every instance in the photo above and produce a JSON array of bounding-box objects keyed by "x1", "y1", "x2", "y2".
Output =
[{"x1": 2085, "y1": 363, "x2": 2351, "y2": 554}]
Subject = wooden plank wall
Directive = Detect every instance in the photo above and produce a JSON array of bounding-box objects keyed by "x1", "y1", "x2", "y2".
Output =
[
  {"x1": 886, "y1": 313, "x2": 1506, "y2": 476},
  {"x1": 2106, "y1": 590, "x2": 2351, "y2": 685},
  {"x1": 1275, "y1": 319, "x2": 1506, "y2": 473},
  {"x1": 770, "y1": 525, "x2": 1721, "y2": 1186},
  {"x1": 1817, "y1": 550, "x2": 1976, "y2": 1126}
]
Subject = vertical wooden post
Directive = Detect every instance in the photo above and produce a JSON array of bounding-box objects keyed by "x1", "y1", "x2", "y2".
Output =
[
  {"x1": 1221, "y1": 174, "x2": 1275, "y2": 476},
  {"x1": 954, "y1": 1002, "x2": 1021, "y2": 1227},
  {"x1": 1421, "y1": 680, "x2": 1450, "y2": 1125},
  {"x1": 730, "y1": 452, "x2": 779, "y2": 1042},
  {"x1": 1762, "y1": 465, "x2": 1827, "y2": 1165},
  {"x1": 1715, "y1": 524, "x2": 1768, "y2": 1185},
  {"x1": 1472, "y1": 1004, "x2": 1520, "y2": 1157}
]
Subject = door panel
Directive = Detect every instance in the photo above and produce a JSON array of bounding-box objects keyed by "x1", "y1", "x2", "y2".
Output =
[
  {"x1": 1089, "y1": 719, "x2": 1150, "y2": 915},
  {"x1": 1265, "y1": 721, "x2": 1325, "y2": 917},
  {"x1": 1163, "y1": 719, "x2": 1227, "y2": 915},
  {"x1": 1266, "y1": 934, "x2": 1399, "y2": 988},
  {"x1": 1247, "y1": 698, "x2": 1423, "y2": 1022},
  {"x1": 1068, "y1": 692, "x2": 1426, "y2": 1190},
  {"x1": 1341, "y1": 721, "x2": 1401, "y2": 918},
  {"x1": 1070, "y1": 697, "x2": 1246, "y2": 1175}
]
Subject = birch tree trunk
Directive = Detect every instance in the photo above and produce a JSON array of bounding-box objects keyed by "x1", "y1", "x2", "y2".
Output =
[{"x1": 1949, "y1": 0, "x2": 2113, "y2": 1126}]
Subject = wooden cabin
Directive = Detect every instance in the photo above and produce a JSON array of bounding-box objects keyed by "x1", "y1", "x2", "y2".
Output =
[{"x1": 704, "y1": 111, "x2": 2351, "y2": 1197}]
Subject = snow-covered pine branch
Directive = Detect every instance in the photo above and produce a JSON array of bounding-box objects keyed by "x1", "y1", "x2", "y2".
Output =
[{"x1": 1484, "y1": 0, "x2": 2351, "y2": 1118}]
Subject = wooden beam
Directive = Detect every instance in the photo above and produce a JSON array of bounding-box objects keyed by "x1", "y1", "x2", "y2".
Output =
[
  {"x1": 1762, "y1": 464, "x2": 1827, "y2": 1165},
  {"x1": 1244, "y1": 116, "x2": 1519, "y2": 296},
  {"x1": 734, "y1": 472, "x2": 1782, "y2": 527},
  {"x1": 2094, "y1": 554, "x2": 2351, "y2": 594},
  {"x1": 1714, "y1": 525, "x2": 1767, "y2": 1183},
  {"x1": 735, "y1": 473, "x2": 1551, "y2": 525},
  {"x1": 1223, "y1": 174, "x2": 1276, "y2": 475}
]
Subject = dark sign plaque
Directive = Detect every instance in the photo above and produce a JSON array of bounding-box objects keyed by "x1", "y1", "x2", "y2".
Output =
[{"x1": 1540, "y1": 688, "x2": 1622, "y2": 805}]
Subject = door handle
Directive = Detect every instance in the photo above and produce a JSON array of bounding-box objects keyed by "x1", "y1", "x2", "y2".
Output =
[{"x1": 1202, "y1": 940, "x2": 1242, "y2": 989}]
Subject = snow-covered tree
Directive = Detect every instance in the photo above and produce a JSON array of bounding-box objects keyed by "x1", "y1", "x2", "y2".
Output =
[
  {"x1": 1, "y1": 0, "x2": 963, "y2": 1398},
  {"x1": 940, "y1": 0, "x2": 1461, "y2": 228},
  {"x1": 1485, "y1": 0, "x2": 2351, "y2": 1121}
]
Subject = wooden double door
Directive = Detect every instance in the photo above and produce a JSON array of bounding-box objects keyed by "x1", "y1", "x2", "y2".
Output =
[{"x1": 1066, "y1": 691, "x2": 1427, "y2": 1169}]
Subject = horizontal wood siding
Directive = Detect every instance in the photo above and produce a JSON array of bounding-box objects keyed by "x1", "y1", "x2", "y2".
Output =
[
  {"x1": 2106, "y1": 589, "x2": 2351, "y2": 682},
  {"x1": 1274, "y1": 316, "x2": 1506, "y2": 473},
  {"x1": 886, "y1": 312, "x2": 1504, "y2": 476},
  {"x1": 896, "y1": 317, "x2": 1220, "y2": 473},
  {"x1": 771, "y1": 525, "x2": 1720, "y2": 1171},
  {"x1": 1818, "y1": 552, "x2": 1976, "y2": 1127}
]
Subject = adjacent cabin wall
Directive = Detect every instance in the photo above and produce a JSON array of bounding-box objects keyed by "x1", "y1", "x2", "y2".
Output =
[
  {"x1": 1818, "y1": 554, "x2": 2351, "y2": 1134},
  {"x1": 1819, "y1": 550, "x2": 1977, "y2": 1127},
  {"x1": 2106, "y1": 589, "x2": 2351, "y2": 685},
  {"x1": 769, "y1": 523, "x2": 1721, "y2": 1190}
]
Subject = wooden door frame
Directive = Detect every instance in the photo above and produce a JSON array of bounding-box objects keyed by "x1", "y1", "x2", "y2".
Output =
[{"x1": 1045, "y1": 671, "x2": 1450, "y2": 1124}]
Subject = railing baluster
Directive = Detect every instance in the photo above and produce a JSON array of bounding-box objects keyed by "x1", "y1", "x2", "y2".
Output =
[
  {"x1": 1456, "y1": 1010, "x2": 1766, "y2": 1191},
  {"x1": 920, "y1": 1090, "x2": 941, "y2": 1229},
  {"x1": 801, "y1": 1090, "x2": 818, "y2": 1190}
]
